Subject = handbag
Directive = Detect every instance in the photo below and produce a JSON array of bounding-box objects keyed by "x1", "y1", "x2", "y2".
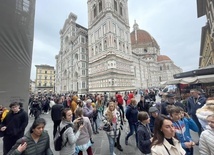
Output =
[{"x1": 103, "y1": 123, "x2": 111, "y2": 132}]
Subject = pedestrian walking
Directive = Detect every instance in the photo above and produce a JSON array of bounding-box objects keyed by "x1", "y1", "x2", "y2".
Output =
[{"x1": 0, "y1": 102, "x2": 28, "y2": 155}]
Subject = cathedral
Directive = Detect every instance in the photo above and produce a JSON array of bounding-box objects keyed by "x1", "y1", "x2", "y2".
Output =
[{"x1": 55, "y1": 0, "x2": 182, "y2": 94}]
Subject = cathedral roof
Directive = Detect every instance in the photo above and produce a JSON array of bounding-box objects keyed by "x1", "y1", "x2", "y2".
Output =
[
  {"x1": 157, "y1": 55, "x2": 171, "y2": 62},
  {"x1": 130, "y1": 21, "x2": 159, "y2": 49}
]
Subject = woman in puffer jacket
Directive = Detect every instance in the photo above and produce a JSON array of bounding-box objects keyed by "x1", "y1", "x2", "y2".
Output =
[
  {"x1": 196, "y1": 98, "x2": 214, "y2": 130},
  {"x1": 103, "y1": 102, "x2": 121, "y2": 155},
  {"x1": 7, "y1": 118, "x2": 53, "y2": 155}
]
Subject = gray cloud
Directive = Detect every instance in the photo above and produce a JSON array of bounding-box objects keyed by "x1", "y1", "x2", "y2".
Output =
[{"x1": 31, "y1": 0, "x2": 206, "y2": 80}]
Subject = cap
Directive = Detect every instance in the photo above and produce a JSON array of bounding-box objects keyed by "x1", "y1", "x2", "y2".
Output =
[
  {"x1": 149, "y1": 106, "x2": 158, "y2": 113},
  {"x1": 166, "y1": 93, "x2": 175, "y2": 98}
]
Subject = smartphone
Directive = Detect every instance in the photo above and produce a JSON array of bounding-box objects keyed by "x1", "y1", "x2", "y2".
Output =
[{"x1": 21, "y1": 137, "x2": 26, "y2": 145}]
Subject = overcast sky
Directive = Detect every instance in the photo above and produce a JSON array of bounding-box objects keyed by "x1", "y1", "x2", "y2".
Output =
[{"x1": 31, "y1": 0, "x2": 206, "y2": 80}]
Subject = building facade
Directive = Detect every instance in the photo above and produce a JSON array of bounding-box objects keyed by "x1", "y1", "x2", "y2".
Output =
[
  {"x1": 55, "y1": 0, "x2": 182, "y2": 94},
  {"x1": 55, "y1": 13, "x2": 88, "y2": 94},
  {"x1": 87, "y1": 0, "x2": 135, "y2": 93},
  {"x1": 197, "y1": 0, "x2": 214, "y2": 68},
  {"x1": 35, "y1": 65, "x2": 55, "y2": 93}
]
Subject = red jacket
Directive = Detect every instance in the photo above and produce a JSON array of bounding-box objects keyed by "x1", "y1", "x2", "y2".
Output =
[{"x1": 116, "y1": 94, "x2": 123, "y2": 105}]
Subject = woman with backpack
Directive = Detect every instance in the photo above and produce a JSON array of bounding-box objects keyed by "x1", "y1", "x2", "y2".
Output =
[{"x1": 60, "y1": 108, "x2": 83, "y2": 155}]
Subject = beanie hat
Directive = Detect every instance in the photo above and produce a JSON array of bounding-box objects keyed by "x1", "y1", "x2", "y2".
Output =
[{"x1": 149, "y1": 106, "x2": 158, "y2": 113}]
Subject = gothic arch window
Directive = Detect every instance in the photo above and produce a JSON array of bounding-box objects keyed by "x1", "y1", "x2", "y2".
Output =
[
  {"x1": 104, "y1": 40, "x2": 107, "y2": 49},
  {"x1": 96, "y1": 46, "x2": 98, "y2": 54},
  {"x1": 119, "y1": 42, "x2": 121, "y2": 50},
  {"x1": 99, "y1": 0, "x2": 102, "y2": 12},
  {"x1": 114, "y1": 39, "x2": 117, "y2": 48},
  {"x1": 114, "y1": 0, "x2": 117, "y2": 11},
  {"x1": 119, "y1": 3, "x2": 123, "y2": 16},
  {"x1": 93, "y1": 4, "x2": 97, "y2": 18},
  {"x1": 99, "y1": 43, "x2": 102, "y2": 52}
]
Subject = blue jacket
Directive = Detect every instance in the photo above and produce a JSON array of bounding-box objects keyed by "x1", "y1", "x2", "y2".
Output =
[
  {"x1": 173, "y1": 118, "x2": 199, "y2": 149},
  {"x1": 125, "y1": 105, "x2": 138, "y2": 124}
]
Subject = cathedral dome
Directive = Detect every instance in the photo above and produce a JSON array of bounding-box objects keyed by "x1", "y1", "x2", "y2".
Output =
[
  {"x1": 130, "y1": 21, "x2": 159, "y2": 49},
  {"x1": 157, "y1": 55, "x2": 171, "y2": 62}
]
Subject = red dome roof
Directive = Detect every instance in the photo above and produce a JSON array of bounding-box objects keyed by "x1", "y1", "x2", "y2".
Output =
[
  {"x1": 130, "y1": 30, "x2": 159, "y2": 48},
  {"x1": 157, "y1": 55, "x2": 171, "y2": 62}
]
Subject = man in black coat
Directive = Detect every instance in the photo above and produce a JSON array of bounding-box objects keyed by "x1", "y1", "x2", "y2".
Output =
[
  {"x1": 51, "y1": 97, "x2": 64, "y2": 137},
  {"x1": 161, "y1": 93, "x2": 185, "y2": 116},
  {"x1": 0, "y1": 102, "x2": 28, "y2": 155}
]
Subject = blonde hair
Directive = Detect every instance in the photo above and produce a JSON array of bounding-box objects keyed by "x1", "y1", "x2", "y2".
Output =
[{"x1": 105, "y1": 102, "x2": 115, "y2": 122}]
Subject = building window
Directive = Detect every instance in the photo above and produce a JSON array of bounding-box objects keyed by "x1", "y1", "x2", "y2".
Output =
[
  {"x1": 39, "y1": 70, "x2": 42, "y2": 73},
  {"x1": 44, "y1": 83, "x2": 46, "y2": 87},
  {"x1": 38, "y1": 83, "x2": 41, "y2": 86},
  {"x1": 81, "y1": 37, "x2": 85, "y2": 43},
  {"x1": 99, "y1": 0, "x2": 102, "y2": 12},
  {"x1": 45, "y1": 76, "x2": 47, "y2": 80},
  {"x1": 82, "y1": 62, "x2": 86, "y2": 68},
  {"x1": 159, "y1": 76, "x2": 162, "y2": 82},
  {"x1": 114, "y1": 0, "x2": 117, "y2": 11},
  {"x1": 120, "y1": 3, "x2": 123, "y2": 16},
  {"x1": 81, "y1": 47, "x2": 85, "y2": 53},
  {"x1": 50, "y1": 76, "x2": 52, "y2": 80},
  {"x1": 160, "y1": 66, "x2": 162, "y2": 71},
  {"x1": 82, "y1": 82, "x2": 86, "y2": 88},
  {"x1": 82, "y1": 70, "x2": 86, "y2": 76},
  {"x1": 93, "y1": 5, "x2": 97, "y2": 18},
  {"x1": 82, "y1": 54, "x2": 86, "y2": 60},
  {"x1": 45, "y1": 71, "x2": 47, "y2": 74}
]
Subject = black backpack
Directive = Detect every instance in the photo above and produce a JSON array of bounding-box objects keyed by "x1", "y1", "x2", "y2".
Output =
[{"x1": 54, "y1": 124, "x2": 72, "y2": 151}]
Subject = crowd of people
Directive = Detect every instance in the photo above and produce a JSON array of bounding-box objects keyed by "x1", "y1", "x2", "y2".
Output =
[{"x1": 0, "y1": 88, "x2": 213, "y2": 155}]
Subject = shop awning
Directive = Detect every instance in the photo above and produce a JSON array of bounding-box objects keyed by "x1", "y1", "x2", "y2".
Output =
[{"x1": 161, "y1": 74, "x2": 214, "y2": 85}]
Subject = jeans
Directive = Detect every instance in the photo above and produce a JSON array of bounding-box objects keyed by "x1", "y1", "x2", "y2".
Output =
[
  {"x1": 126, "y1": 122, "x2": 138, "y2": 145},
  {"x1": 96, "y1": 111, "x2": 103, "y2": 128},
  {"x1": 107, "y1": 134, "x2": 116, "y2": 155}
]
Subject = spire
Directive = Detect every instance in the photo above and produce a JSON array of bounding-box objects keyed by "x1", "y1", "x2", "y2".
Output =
[{"x1": 133, "y1": 20, "x2": 139, "y2": 31}]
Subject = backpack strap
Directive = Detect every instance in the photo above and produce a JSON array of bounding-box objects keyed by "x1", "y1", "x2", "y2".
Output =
[
  {"x1": 60, "y1": 124, "x2": 72, "y2": 136},
  {"x1": 60, "y1": 124, "x2": 73, "y2": 147}
]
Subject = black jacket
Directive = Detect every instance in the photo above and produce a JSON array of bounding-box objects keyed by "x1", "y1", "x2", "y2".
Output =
[
  {"x1": 2, "y1": 109, "x2": 28, "y2": 137},
  {"x1": 137, "y1": 122, "x2": 152, "y2": 154},
  {"x1": 51, "y1": 104, "x2": 64, "y2": 121}
]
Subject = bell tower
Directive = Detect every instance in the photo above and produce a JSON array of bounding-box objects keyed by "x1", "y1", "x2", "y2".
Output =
[{"x1": 87, "y1": 0, "x2": 135, "y2": 92}]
